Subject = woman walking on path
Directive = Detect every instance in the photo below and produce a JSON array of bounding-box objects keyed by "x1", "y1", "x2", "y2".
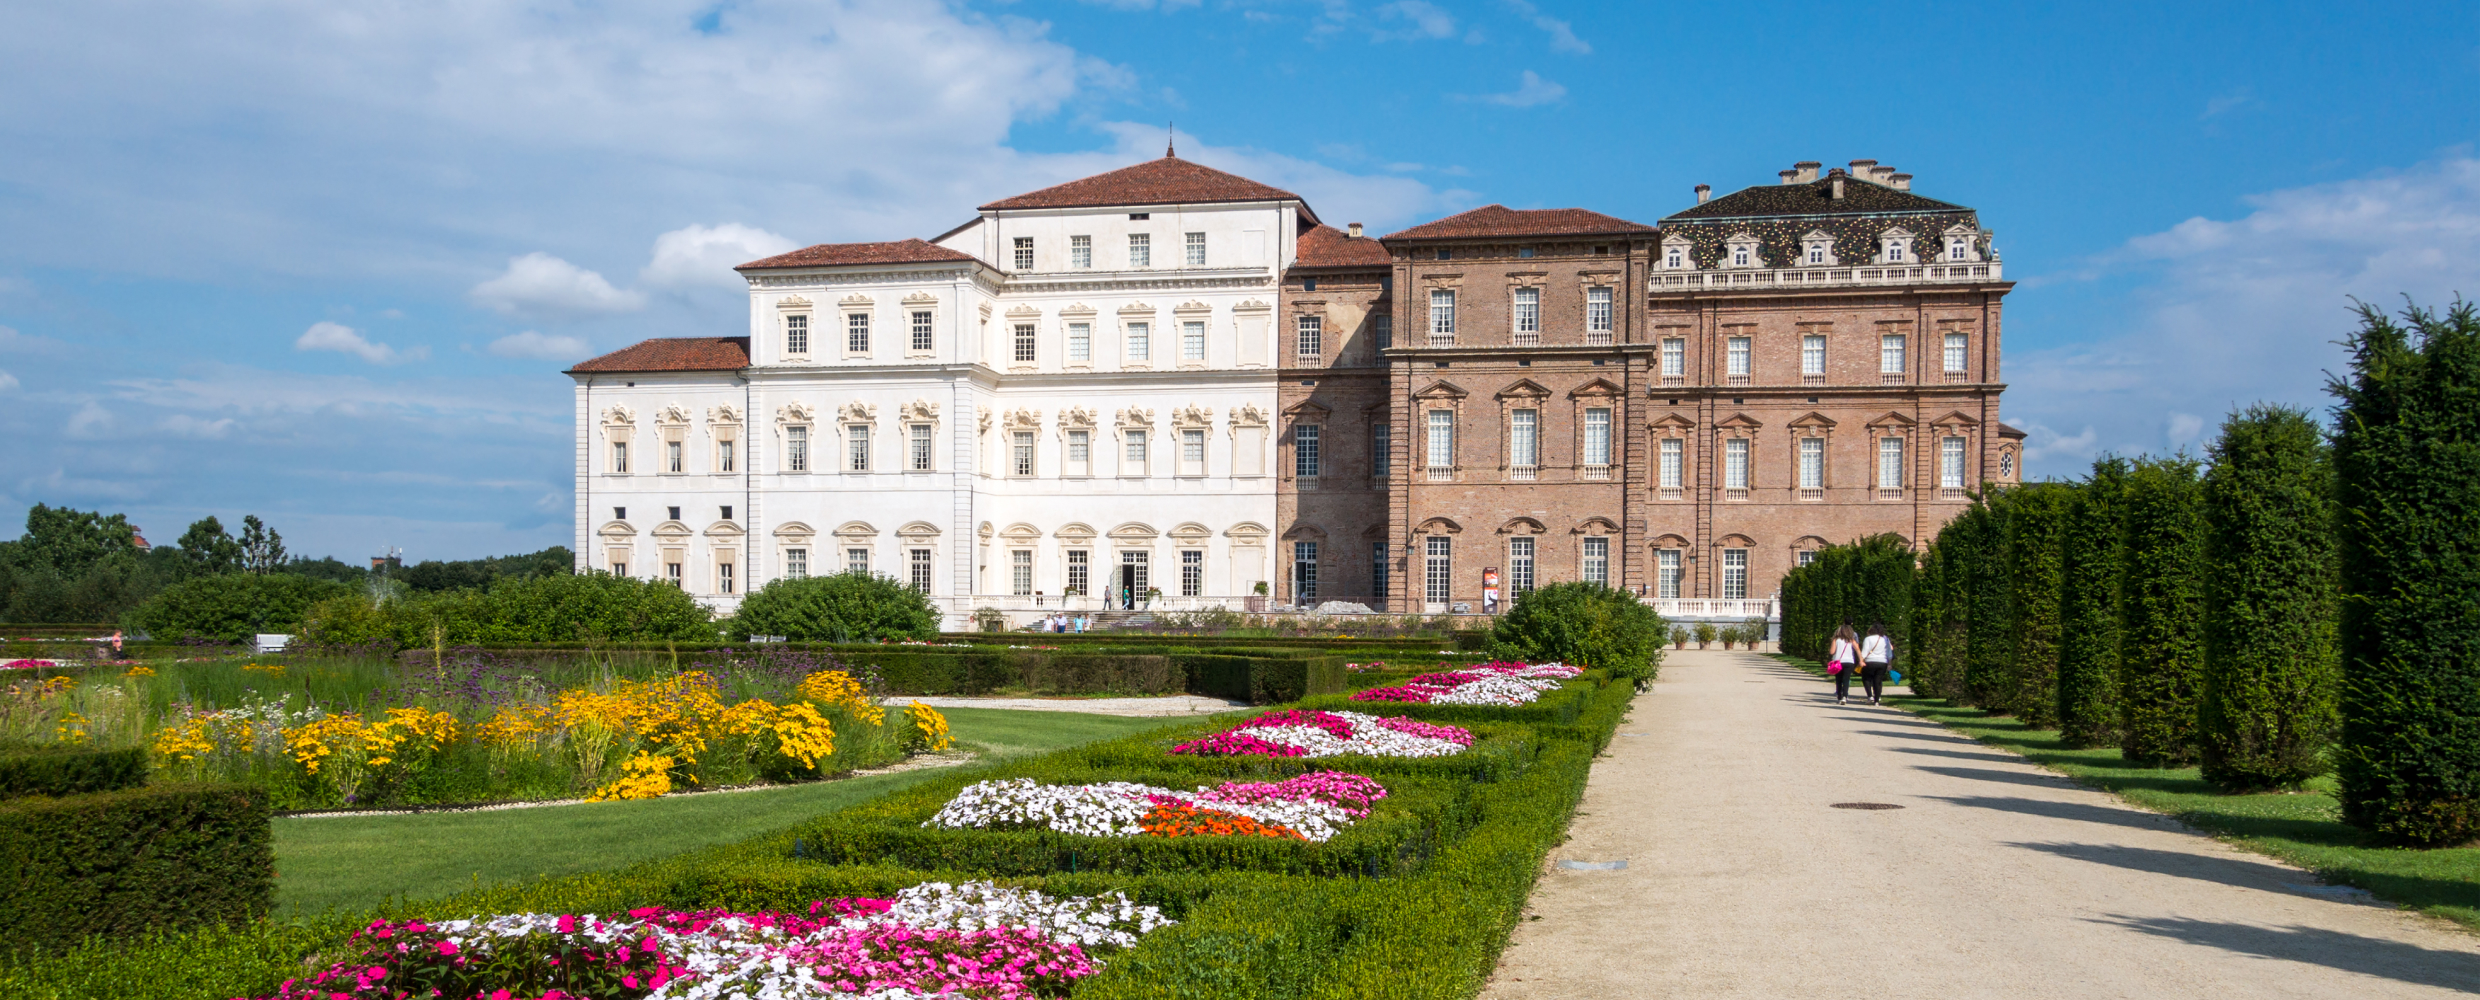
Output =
[
  {"x1": 1829, "y1": 623, "x2": 1862, "y2": 705},
  {"x1": 1858, "y1": 622, "x2": 1895, "y2": 706}
]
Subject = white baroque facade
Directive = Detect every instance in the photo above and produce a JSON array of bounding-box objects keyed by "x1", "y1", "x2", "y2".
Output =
[{"x1": 570, "y1": 156, "x2": 1312, "y2": 626}]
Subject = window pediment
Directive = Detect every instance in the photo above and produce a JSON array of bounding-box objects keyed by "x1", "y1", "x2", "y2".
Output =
[
  {"x1": 1000, "y1": 522, "x2": 1042, "y2": 542},
  {"x1": 1005, "y1": 304, "x2": 1041, "y2": 318},
  {"x1": 1569, "y1": 377, "x2": 1622, "y2": 398},
  {"x1": 833, "y1": 521, "x2": 879, "y2": 539},
  {"x1": 1115, "y1": 407, "x2": 1153, "y2": 429},
  {"x1": 1716, "y1": 412, "x2": 1764, "y2": 431},
  {"x1": 1230, "y1": 404, "x2": 1270, "y2": 428},
  {"x1": 773, "y1": 521, "x2": 816, "y2": 538},
  {"x1": 1788, "y1": 411, "x2": 1838, "y2": 430},
  {"x1": 1056, "y1": 522, "x2": 1097, "y2": 540},
  {"x1": 777, "y1": 402, "x2": 816, "y2": 424},
  {"x1": 1108, "y1": 522, "x2": 1159, "y2": 539},
  {"x1": 1282, "y1": 400, "x2": 1330, "y2": 419},
  {"x1": 903, "y1": 290, "x2": 940, "y2": 304},
  {"x1": 839, "y1": 402, "x2": 877, "y2": 424},
  {"x1": 1004, "y1": 407, "x2": 1042, "y2": 430},
  {"x1": 1225, "y1": 521, "x2": 1269, "y2": 540},
  {"x1": 1651, "y1": 412, "x2": 1697, "y2": 430},
  {"x1": 777, "y1": 295, "x2": 812, "y2": 309},
  {"x1": 1928, "y1": 409, "x2": 1981, "y2": 428},
  {"x1": 1415, "y1": 379, "x2": 1469, "y2": 400},
  {"x1": 1416, "y1": 516, "x2": 1463, "y2": 535},
  {"x1": 901, "y1": 399, "x2": 939, "y2": 422},
  {"x1": 839, "y1": 292, "x2": 873, "y2": 306},
  {"x1": 1118, "y1": 301, "x2": 1157, "y2": 315},
  {"x1": 1059, "y1": 406, "x2": 1097, "y2": 429},
  {"x1": 1170, "y1": 522, "x2": 1213, "y2": 541},
  {"x1": 1496, "y1": 378, "x2": 1552, "y2": 400},
  {"x1": 1498, "y1": 517, "x2": 1546, "y2": 535},
  {"x1": 1573, "y1": 517, "x2": 1619, "y2": 535},
  {"x1": 1866, "y1": 410, "x2": 1919, "y2": 429},
  {"x1": 897, "y1": 521, "x2": 942, "y2": 539},
  {"x1": 1173, "y1": 404, "x2": 1216, "y2": 427}
]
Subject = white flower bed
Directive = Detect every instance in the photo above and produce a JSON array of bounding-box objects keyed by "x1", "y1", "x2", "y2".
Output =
[
  {"x1": 1239, "y1": 711, "x2": 1472, "y2": 758},
  {"x1": 922, "y1": 776, "x2": 1373, "y2": 843}
]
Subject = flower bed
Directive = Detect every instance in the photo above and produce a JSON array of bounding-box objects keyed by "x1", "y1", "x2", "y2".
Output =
[
  {"x1": 1169, "y1": 709, "x2": 1474, "y2": 759},
  {"x1": 253, "y1": 881, "x2": 1172, "y2": 999},
  {"x1": 925, "y1": 772, "x2": 1386, "y2": 843},
  {"x1": 1348, "y1": 662, "x2": 1583, "y2": 707}
]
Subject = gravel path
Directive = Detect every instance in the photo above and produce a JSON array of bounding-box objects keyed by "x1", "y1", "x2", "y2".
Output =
[
  {"x1": 1483, "y1": 649, "x2": 2480, "y2": 999},
  {"x1": 879, "y1": 694, "x2": 1249, "y2": 717}
]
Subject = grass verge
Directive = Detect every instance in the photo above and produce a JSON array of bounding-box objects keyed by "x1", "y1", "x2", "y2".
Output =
[{"x1": 1768, "y1": 653, "x2": 2480, "y2": 931}]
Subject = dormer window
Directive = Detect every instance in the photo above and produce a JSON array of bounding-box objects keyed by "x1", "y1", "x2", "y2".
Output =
[
  {"x1": 1724, "y1": 234, "x2": 1760, "y2": 269},
  {"x1": 1662, "y1": 239, "x2": 1690, "y2": 270},
  {"x1": 1733, "y1": 246, "x2": 1750, "y2": 267},
  {"x1": 1887, "y1": 242, "x2": 1907, "y2": 262},
  {"x1": 1878, "y1": 228, "x2": 1917, "y2": 265},
  {"x1": 1801, "y1": 230, "x2": 1836, "y2": 267},
  {"x1": 1948, "y1": 238, "x2": 1968, "y2": 261}
]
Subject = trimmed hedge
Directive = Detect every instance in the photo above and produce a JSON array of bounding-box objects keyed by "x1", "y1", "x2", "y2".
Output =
[
  {"x1": 2117, "y1": 457, "x2": 2209, "y2": 764},
  {"x1": 2199, "y1": 405, "x2": 2341, "y2": 790},
  {"x1": 2003, "y1": 483, "x2": 2076, "y2": 728},
  {"x1": 0, "y1": 746, "x2": 147, "y2": 798},
  {"x1": 0, "y1": 783, "x2": 274, "y2": 951},
  {"x1": 2056, "y1": 458, "x2": 2130, "y2": 748}
]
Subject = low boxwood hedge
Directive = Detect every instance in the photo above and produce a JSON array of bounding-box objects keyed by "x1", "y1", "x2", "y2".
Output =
[
  {"x1": 0, "y1": 746, "x2": 148, "y2": 799},
  {"x1": 0, "y1": 783, "x2": 274, "y2": 952}
]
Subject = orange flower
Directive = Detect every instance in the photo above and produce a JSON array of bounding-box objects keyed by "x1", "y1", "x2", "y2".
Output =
[{"x1": 1138, "y1": 803, "x2": 1306, "y2": 840}]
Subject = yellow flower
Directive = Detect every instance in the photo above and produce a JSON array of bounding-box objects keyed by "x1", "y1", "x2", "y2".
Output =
[
  {"x1": 123, "y1": 665, "x2": 157, "y2": 678},
  {"x1": 479, "y1": 705, "x2": 550, "y2": 749},
  {"x1": 242, "y1": 663, "x2": 286, "y2": 675},
  {"x1": 904, "y1": 701, "x2": 953, "y2": 753},
  {"x1": 587, "y1": 751, "x2": 675, "y2": 801},
  {"x1": 766, "y1": 702, "x2": 837, "y2": 769},
  {"x1": 54, "y1": 712, "x2": 90, "y2": 745},
  {"x1": 799, "y1": 670, "x2": 885, "y2": 726}
]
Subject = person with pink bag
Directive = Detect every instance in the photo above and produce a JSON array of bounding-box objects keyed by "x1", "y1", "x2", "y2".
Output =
[{"x1": 1828, "y1": 622, "x2": 1862, "y2": 705}]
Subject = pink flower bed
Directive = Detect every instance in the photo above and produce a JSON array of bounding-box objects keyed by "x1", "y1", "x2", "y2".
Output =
[
  {"x1": 1168, "y1": 709, "x2": 1475, "y2": 759},
  {"x1": 1348, "y1": 661, "x2": 1584, "y2": 707}
]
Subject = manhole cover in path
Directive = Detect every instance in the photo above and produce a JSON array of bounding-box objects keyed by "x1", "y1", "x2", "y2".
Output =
[
  {"x1": 1558, "y1": 860, "x2": 1628, "y2": 870},
  {"x1": 1831, "y1": 802, "x2": 1905, "y2": 811}
]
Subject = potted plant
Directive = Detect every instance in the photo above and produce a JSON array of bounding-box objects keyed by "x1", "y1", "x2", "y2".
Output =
[
  {"x1": 1693, "y1": 622, "x2": 1716, "y2": 649},
  {"x1": 1246, "y1": 580, "x2": 1269, "y2": 613},
  {"x1": 1143, "y1": 586, "x2": 1162, "y2": 610},
  {"x1": 1671, "y1": 625, "x2": 1689, "y2": 650},
  {"x1": 1718, "y1": 625, "x2": 1736, "y2": 650}
]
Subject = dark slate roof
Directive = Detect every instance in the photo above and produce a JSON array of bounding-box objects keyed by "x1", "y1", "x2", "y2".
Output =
[
  {"x1": 568, "y1": 337, "x2": 750, "y2": 373},
  {"x1": 979, "y1": 156, "x2": 1308, "y2": 214},
  {"x1": 1655, "y1": 175, "x2": 1984, "y2": 272},
  {"x1": 737, "y1": 238, "x2": 980, "y2": 271},
  {"x1": 1665, "y1": 175, "x2": 1967, "y2": 221},
  {"x1": 1293, "y1": 224, "x2": 1392, "y2": 269},
  {"x1": 1386, "y1": 204, "x2": 1655, "y2": 241}
]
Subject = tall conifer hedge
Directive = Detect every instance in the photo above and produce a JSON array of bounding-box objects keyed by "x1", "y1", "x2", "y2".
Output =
[
  {"x1": 2057, "y1": 457, "x2": 2130, "y2": 748},
  {"x1": 2199, "y1": 405, "x2": 2340, "y2": 789},
  {"x1": 1961, "y1": 493, "x2": 2016, "y2": 709},
  {"x1": 2332, "y1": 302, "x2": 2480, "y2": 844},
  {"x1": 2003, "y1": 483, "x2": 2076, "y2": 727},
  {"x1": 2117, "y1": 457, "x2": 2208, "y2": 764},
  {"x1": 1907, "y1": 544, "x2": 1957, "y2": 700}
]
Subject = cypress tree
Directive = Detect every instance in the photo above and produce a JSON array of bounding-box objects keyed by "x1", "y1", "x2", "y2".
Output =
[
  {"x1": 2004, "y1": 483, "x2": 2077, "y2": 727},
  {"x1": 2117, "y1": 457, "x2": 2208, "y2": 764},
  {"x1": 2332, "y1": 302, "x2": 2480, "y2": 844},
  {"x1": 2057, "y1": 457, "x2": 2131, "y2": 748},
  {"x1": 2199, "y1": 404, "x2": 2339, "y2": 789},
  {"x1": 1962, "y1": 493, "x2": 2017, "y2": 709},
  {"x1": 1909, "y1": 545, "x2": 1950, "y2": 699}
]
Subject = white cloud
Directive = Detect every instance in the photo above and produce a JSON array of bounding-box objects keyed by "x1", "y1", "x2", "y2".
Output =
[
  {"x1": 66, "y1": 400, "x2": 112, "y2": 438},
  {"x1": 295, "y1": 320, "x2": 425, "y2": 365},
  {"x1": 2008, "y1": 154, "x2": 2480, "y2": 474},
  {"x1": 1374, "y1": 1, "x2": 1457, "y2": 41},
  {"x1": 0, "y1": 369, "x2": 18, "y2": 392},
  {"x1": 1467, "y1": 70, "x2": 1566, "y2": 108},
  {"x1": 487, "y1": 330, "x2": 594, "y2": 361},
  {"x1": 640, "y1": 223, "x2": 799, "y2": 290},
  {"x1": 470, "y1": 253, "x2": 645, "y2": 319},
  {"x1": 1504, "y1": 0, "x2": 1590, "y2": 54},
  {"x1": 0, "y1": 326, "x2": 72, "y2": 355},
  {"x1": 159, "y1": 414, "x2": 236, "y2": 439},
  {"x1": 2201, "y1": 88, "x2": 2253, "y2": 119}
]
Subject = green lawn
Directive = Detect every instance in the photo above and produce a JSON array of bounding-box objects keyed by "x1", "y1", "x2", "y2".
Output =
[
  {"x1": 273, "y1": 706, "x2": 1184, "y2": 915},
  {"x1": 1767, "y1": 654, "x2": 2480, "y2": 931}
]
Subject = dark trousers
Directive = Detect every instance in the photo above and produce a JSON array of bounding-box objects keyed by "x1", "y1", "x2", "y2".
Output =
[
  {"x1": 1860, "y1": 664, "x2": 1888, "y2": 701},
  {"x1": 1833, "y1": 663, "x2": 1854, "y2": 700}
]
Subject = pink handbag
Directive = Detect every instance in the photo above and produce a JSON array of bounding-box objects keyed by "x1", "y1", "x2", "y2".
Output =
[{"x1": 1827, "y1": 661, "x2": 1844, "y2": 675}]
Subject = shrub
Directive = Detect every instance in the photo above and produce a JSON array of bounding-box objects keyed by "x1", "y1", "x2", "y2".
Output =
[
  {"x1": 2332, "y1": 302, "x2": 2480, "y2": 844},
  {"x1": 734, "y1": 572, "x2": 939, "y2": 642},
  {"x1": 394, "y1": 571, "x2": 716, "y2": 646},
  {"x1": 0, "y1": 783, "x2": 274, "y2": 951},
  {"x1": 2198, "y1": 404, "x2": 2341, "y2": 790},
  {"x1": 2003, "y1": 482, "x2": 2077, "y2": 727},
  {"x1": 294, "y1": 593, "x2": 394, "y2": 649},
  {"x1": 2117, "y1": 456, "x2": 2208, "y2": 764},
  {"x1": 1692, "y1": 622, "x2": 1716, "y2": 647},
  {"x1": 120, "y1": 573, "x2": 352, "y2": 642},
  {"x1": 2057, "y1": 457, "x2": 2130, "y2": 748},
  {"x1": 1491, "y1": 582, "x2": 1664, "y2": 682},
  {"x1": 0, "y1": 746, "x2": 147, "y2": 798},
  {"x1": 1669, "y1": 625, "x2": 1689, "y2": 647}
]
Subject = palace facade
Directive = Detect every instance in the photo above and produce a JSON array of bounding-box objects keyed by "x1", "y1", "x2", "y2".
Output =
[{"x1": 570, "y1": 156, "x2": 2018, "y2": 625}]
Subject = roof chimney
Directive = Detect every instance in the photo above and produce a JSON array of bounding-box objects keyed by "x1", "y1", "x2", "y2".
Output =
[
  {"x1": 1794, "y1": 161, "x2": 1821, "y2": 183},
  {"x1": 1829, "y1": 169, "x2": 1846, "y2": 200},
  {"x1": 1695, "y1": 184, "x2": 1711, "y2": 204},
  {"x1": 1871, "y1": 166, "x2": 1898, "y2": 185},
  {"x1": 1348, "y1": 222, "x2": 1363, "y2": 238},
  {"x1": 1778, "y1": 169, "x2": 1798, "y2": 185},
  {"x1": 1848, "y1": 159, "x2": 1877, "y2": 177},
  {"x1": 1889, "y1": 173, "x2": 1912, "y2": 191}
]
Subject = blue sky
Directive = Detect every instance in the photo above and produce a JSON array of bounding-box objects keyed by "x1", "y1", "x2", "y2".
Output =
[{"x1": 4, "y1": 0, "x2": 2478, "y2": 560}]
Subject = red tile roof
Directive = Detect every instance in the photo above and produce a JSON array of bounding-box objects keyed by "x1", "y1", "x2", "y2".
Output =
[
  {"x1": 1385, "y1": 204, "x2": 1656, "y2": 241},
  {"x1": 736, "y1": 238, "x2": 978, "y2": 271},
  {"x1": 568, "y1": 337, "x2": 750, "y2": 373},
  {"x1": 1294, "y1": 224, "x2": 1392, "y2": 269},
  {"x1": 980, "y1": 156, "x2": 1308, "y2": 214}
]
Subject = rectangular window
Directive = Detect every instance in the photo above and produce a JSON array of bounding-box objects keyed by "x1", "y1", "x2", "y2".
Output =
[
  {"x1": 1182, "y1": 428, "x2": 1206, "y2": 475},
  {"x1": 785, "y1": 313, "x2": 808, "y2": 354},
  {"x1": 1012, "y1": 431, "x2": 1034, "y2": 477},
  {"x1": 1067, "y1": 429, "x2": 1090, "y2": 476},
  {"x1": 1011, "y1": 550, "x2": 1032, "y2": 596},
  {"x1": 909, "y1": 549, "x2": 932, "y2": 592},
  {"x1": 1879, "y1": 436, "x2": 1906, "y2": 491},
  {"x1": 666, "y1": 560, "x2": 683, "y2": 587},
  {"x1": 1509, "y1": 536, "x2": 1535, "y2": 595},
  {"x1": 1181, "y1": 549, "x2": 1203, "y2": 596},
  {"x1": 1799, "y1": 437, "x2": 1825, "y2": 494},
  {"x1": 1424, "y1": 537, "x2": 1452, "y2": 605},
  {"x1": 1183, "y1": 320, "x2": 1205, "y2": 361},
  {"x1": 1658, "y1": 549, "x2": 1682, "y2": 599},
  {"x1": 720, "y1": 505, "x2": 732, "y2": 522},
  {"x1": 1881, "y1": 333, "x2": 1907, "y2": 375},
  {"x1": 1725, "y1": 437, "x2": 1750, "y2": 494},
  {"x1": 785, "y1": 426, "x2": 808, "y2": 472},
  {"x1": 1944, "y1": 332, "x2": 1969, "y2": 373},
  {"x1": 1070, "y1": 235, "x2": 1091, "y2": 269},
  {"x1": 1722, "y1": 549, "x2": 1748, "y2": 599},
  {"x1": 1128, "y1": 233, "x2": 1150, "y2": 267},
  {"x1": 1800, "y1": 550, "x2": 1819, "y2": 567},
  {"x1": 719, "y1": 438, "x2": 735, "y2": 473},
  {"x1": 1371, "y1": 542, "x2": 1389, "y2": 602},
  {"x1": 1662, "y1": 338, "x2": 1686, "y2": 379},
  {"x1": 1728, "y1": 336, "x2": 1751, "y2": 379},
  {"x1": 847, "y1": 313, "x2": 870, "y2": 353},
  {"x1": 1586, "y1": 287, "x2": 1613, "y2": 344},
  {"x1": 910, "y1": 424, "x2": 933, "y2": 471},
  {"x1": 1012, "y1": 236, "x2": 1033, "y2": 270},
  {"x1": 1429, "y1": 289, "x2": 1455, "y2": 345},
  {"x1": 911, "y1": 311, "x2": 935, "y2": 352},
  {"x1": 1803, "y1": 335, "x2": 1827, "y2": 376},
  {"x1": 1372, "y1": 424, "x2": 1391, "y2": 478},
  {"x1": 1582, "y1": 537, "x2": 1608, "y2": 586},
  {"x1": 1295, "y1": 424, "x2": 1321, "y2": 477},
  {"x1": 1942, "y1": 435, "x2": 1968, "y2": 490},
  {"x1": 1068, "y1": 322, "x2": 1090, "y2": 363},
  {"x1": 1125, "y1": 430, "x2": 1147, "y2": 470},
  {"x1": 847, "y1": 547, "x2": 870, "y2": 576},
  {"x1": 717, "y1": 561, "x2": 734, "y2": 595},
  {"x1": 1066, "y1": 549, "x2": 1089, "y2": 596},
  {"x1": 1583, "y1": 408, "x2": 1611, "y2": 472},
  {"x1": 1013, "y1": 323, "x2": 1036, "y2": 364},
  {"x1": 1512, "y1": 287, "x2": 1540, "y2": 345},
  {"x1": 848, "y1": 425, "x2": 870, "y2": 472},
  {"x1": 785, "y1": 548, "x2": 808, "y2": 579},
  {"x1": 1292, "y1": 541, "x2": 1318, "y2": 601},
  {"x1": 1296, "y1": 315, "x2": 1322, "y2": 357},
  {"x1": 1185, "y1": 231, "x2": 1206, "y2": 266},
  {"x1": 1127, "y1": 322, "x2": 1149, "y2": 361},
  {"x1": 1425, "y1": 409, "x2": 1454, "y2": 478},
  {"x1": 1374, "y1": 314, "x2": 1392, "y2": 350},
  {"x1": 1659, "y1": 438, "x2": 1683, "y2": 494},
  {"x1": 1509, "y1": 409, "x2": 1537, "y2": 479},
  {"x1": 612, "y1": 441, "x2": 629, "y2": 473},
  {"x1": 666, "y1": 440, "x2": 682, "y2": 473}
]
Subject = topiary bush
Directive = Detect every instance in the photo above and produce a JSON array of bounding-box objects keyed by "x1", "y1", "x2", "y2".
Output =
[
  {"x1": 2199, "y1": 404, "x2": 2341, "y2": 790},
  {"x1": 1490, "y1": 582, "x2": 1664, "y2": 683},
  {"x1": 2117, "y1": 456, "x2": 2209, "y2": 765},
  {"x1": 120, "y1": 573, "x2": 352, "y2": 643},
  {"x1": 2057, "y1": 457, "x2": 2131, "y2": 748},
  {"x1": 0, "y1": 783, "x2": 274, "y2": 952},
  {"x1": 2003, "y1": 483, "x2": 2077, "y2": 728},
  {"x1": 730, "y1": 571, "x2": 940, "y2": 643}
]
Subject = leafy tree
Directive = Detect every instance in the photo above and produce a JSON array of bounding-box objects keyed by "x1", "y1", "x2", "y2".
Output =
[
  {"x1": 237, "y1": 515, "x2": 287, "y2": 574},
  {"x1": 2117, "y1": 457, "x2": 2208, "y2": 764},
  {"x1": 285, "y1": 556, "x2": 371, "y2": 586},
  {"x1": 1492, "y1": 581, "x2": 1666, "y2": 683},
  {"x1": 2331, "y1": 301, "x2": 2480, "y2": 844},
  {"x1": 397, "y1": 546, "x2": 575, "y2": 593},
  {"x1": 295, "y1": 594, "x2": 397, "y2": 649},
  {"x1": 2003, "y1": 483, "x2": 2077, "y2": 727},
  {"x1": 2198, "y1": 404, "x2": 2340, "y2": 789},
  {"x1": 2057, "y1": 457, "x2": 2131, "y2": 748},
  {"x1": 175, "y1": 517, "x2": 244, "y2": 575},
  {"x1": 393, "y1": 571, "x2": 713, "y2": 645},
  {"x1": 122, "y1": 573, "x2": 354, "y2": 643},
  {"x1": 6, "y1": 504, "x2": 137, "y2": 577},
  {"x1": 731, "y1": 571, "x2": 940, "y2": 643}
]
